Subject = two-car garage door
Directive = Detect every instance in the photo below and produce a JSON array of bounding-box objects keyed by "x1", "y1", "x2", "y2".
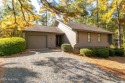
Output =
[{"x1": 27, "y1": 35, "x2": 47, "y2": 49}]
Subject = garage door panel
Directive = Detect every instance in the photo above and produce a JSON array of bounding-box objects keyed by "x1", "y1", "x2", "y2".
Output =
[{"x1": 28, "y1": 35, "x2": 46, "y2": 49}]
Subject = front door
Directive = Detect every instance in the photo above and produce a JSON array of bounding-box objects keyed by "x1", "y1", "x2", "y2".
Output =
[{"x1": 56, "y1": 35, "x2": 62, "y2": 47}]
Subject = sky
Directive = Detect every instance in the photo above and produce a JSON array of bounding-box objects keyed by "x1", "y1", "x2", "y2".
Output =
[
  {"x1": 31, "y1": 0, "x2": 59, "y2": 13},
  {"x1": 0, "y1": 0, "x2": 59, "y2": 13},
  {"x1": 31, "y1": 0, "x2": 41, "y2": 12}
]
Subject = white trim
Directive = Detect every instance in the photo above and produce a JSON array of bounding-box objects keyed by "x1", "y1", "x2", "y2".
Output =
[{"x1": 56, "y1": 19, "x2": 72, "y2": 30}]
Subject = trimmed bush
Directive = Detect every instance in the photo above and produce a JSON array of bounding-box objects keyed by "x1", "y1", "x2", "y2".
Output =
[
  {"x1": 0, "y1": 37, "x2": 26, "y2": 56},
  {"x1": 94, "y1": 48, "x2": 109, "y2": 58},
  {"x1": 80, "y1": 48, "x2": 94, "y2": 57},
  {"x1": 61, "y1": 44, "x2": 72, "y2": 52},
  {"x1": 108, "y1": 48, "x2": 115, "y2": 56},
  {"x1": 79, "y1": 47, "x2": 124, "y2": 58},
  {"x1": 114, "y1": 48, "x2": 124, "y2": 57}
]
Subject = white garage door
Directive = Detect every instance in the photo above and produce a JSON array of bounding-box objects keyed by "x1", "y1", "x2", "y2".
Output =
[{"x1": 27, "y1": 35, "x2": 47, "y2": 49}]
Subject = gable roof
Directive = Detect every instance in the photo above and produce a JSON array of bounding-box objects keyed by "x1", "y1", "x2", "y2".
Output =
[
  {"x1": 56, "y1": 20, "x2": 112, "y2": 34},
  {"x1": 23, "y1": 25, "x2": 64, "y2": 34}
]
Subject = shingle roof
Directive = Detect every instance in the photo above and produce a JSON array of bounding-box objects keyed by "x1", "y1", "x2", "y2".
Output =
[
  {"x1": 67, "y1": 22, "x2": 112, "y2": 34},
  {"x1": 23, "y1": 25, "x2": 64, "y2": 34},
  {"x1": 56, "y1": 19, "x2": 112, "y2": 34}
]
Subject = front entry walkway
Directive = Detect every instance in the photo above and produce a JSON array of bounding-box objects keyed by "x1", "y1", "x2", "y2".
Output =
[{"x1": 1, "y1": 50, "x2": 125, "y2": 83}]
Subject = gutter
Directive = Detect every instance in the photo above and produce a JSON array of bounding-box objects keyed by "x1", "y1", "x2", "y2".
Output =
[{"x1": 72, "y1": 29, "x2": 113, "y2": 34}]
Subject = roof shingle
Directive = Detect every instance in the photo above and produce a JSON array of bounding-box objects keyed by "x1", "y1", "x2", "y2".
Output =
[
  {"x1": 67, "y1": 22, "x2": 112, "y2": 34},
  {"x1": 23, "y1": 25, "x2": 64, "y2": 34},
  {"x1": 56, "y1": 19, "x2": 112, "y2": 34}
]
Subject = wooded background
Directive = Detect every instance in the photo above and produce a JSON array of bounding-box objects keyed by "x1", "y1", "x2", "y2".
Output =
[{"x1": 0, "y1": 0, "x2": 125, "y2": 48}]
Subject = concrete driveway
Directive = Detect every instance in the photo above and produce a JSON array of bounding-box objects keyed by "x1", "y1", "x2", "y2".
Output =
[{"x1": 1, "y1": 49, "x2": 125, "y2": 83}]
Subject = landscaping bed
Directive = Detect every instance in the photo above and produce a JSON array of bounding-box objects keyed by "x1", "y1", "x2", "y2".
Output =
[
  {"x1": 61, "y1": 44, "x2": 125, "y2": 79},
  {"x1": 0, "y1": 50, "x2": 30, "y2": 58}
]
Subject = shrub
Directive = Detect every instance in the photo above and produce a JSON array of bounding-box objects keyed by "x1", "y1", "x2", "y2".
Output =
[
  {"x1": 107, "y1": 48, "x2": 115, "y2": 56},
  {"x1": 94, "y1": 48, "x2": 109, "y2": 58},
  {"x1": 61, "y1": 44, "x2": 72, "y2": 52},
  {"x1": 114, "y1": 48, "x2": 124, "y2": 57},
  {"x1": 0, "y1": 37, "x2": 26, "y2": 56},
  {"x1": 80, "y1": 48, "x2": 94, "y2": 57}
]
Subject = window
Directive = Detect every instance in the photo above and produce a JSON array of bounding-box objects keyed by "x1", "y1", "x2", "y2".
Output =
[
  {"x1": 88, "y1": 33, "x2": 91, "y2": 42},
  {"x1": 98, "y1": 34, "x2": 101, "y2": 42},
  {"x1": 76, "y1": 32, "x2": 79, "y2": 43},
  {"x1": 108, "y1": 34, "x2": 112, "y2": 44}
]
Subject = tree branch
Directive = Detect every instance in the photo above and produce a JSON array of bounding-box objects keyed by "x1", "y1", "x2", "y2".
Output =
[
  {"x1": 40, "y1": 0, "x2": 64, "y2": 14},
  {"x1": 18, "y1": 0, "x2": 28, "y2": 25}
]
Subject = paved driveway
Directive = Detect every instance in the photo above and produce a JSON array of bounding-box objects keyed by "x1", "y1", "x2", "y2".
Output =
[{"x1": 1, "y1": 50, "x2": 125, "y2": 83}]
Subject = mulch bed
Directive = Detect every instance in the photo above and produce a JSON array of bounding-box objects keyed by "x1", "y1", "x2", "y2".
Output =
[{"x1": 0, "y1": 50, "x2": 30, "y2": 58}]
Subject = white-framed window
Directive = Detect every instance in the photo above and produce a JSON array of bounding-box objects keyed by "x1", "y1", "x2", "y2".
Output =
[
  {"x1": 98, "y1": 34, "x2": 101, "y2": 42},
  {"x1": 88, "y1": 33, "x2": 91, "y2": 42}
]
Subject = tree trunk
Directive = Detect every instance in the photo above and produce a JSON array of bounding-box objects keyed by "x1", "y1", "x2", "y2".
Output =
[
  {"x1": 105, "y1": 23, "x2": 107, "y2": 30},
  {"x1": 97, "y1": 0, "x2": 99, "y2": 27},
  {"x1": 116, "y1": 2, "x2": 121, "y2": 48},
  {"x1": 46, "y1": 10, "x2": 48, "y2": 26},
  {"x1": 123, "y1": 27, "x2": 125, "y2": 43}
]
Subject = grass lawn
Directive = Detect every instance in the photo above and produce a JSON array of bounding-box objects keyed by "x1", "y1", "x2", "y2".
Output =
[{"x1": 69, "y1": 53, "x2": 125, "y2": 79}]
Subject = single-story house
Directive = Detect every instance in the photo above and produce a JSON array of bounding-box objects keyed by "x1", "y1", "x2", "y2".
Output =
[{"x1": 23, "y1": 20, "x2": 112, "y2": 49}]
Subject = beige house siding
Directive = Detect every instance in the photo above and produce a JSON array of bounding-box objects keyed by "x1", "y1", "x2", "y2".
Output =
[
  {"x1": 57, "y1": 22, "x2": 77, "y2": 48},
  {"x1": 23, "y1": 22, "x2": 112, "y2": 49},
  {"x1": 23, "y1": 31, "x2": 56, "y2": 49},
  {"x1": 75, "y1": 31, "x2": 110, "y2": 48}
]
